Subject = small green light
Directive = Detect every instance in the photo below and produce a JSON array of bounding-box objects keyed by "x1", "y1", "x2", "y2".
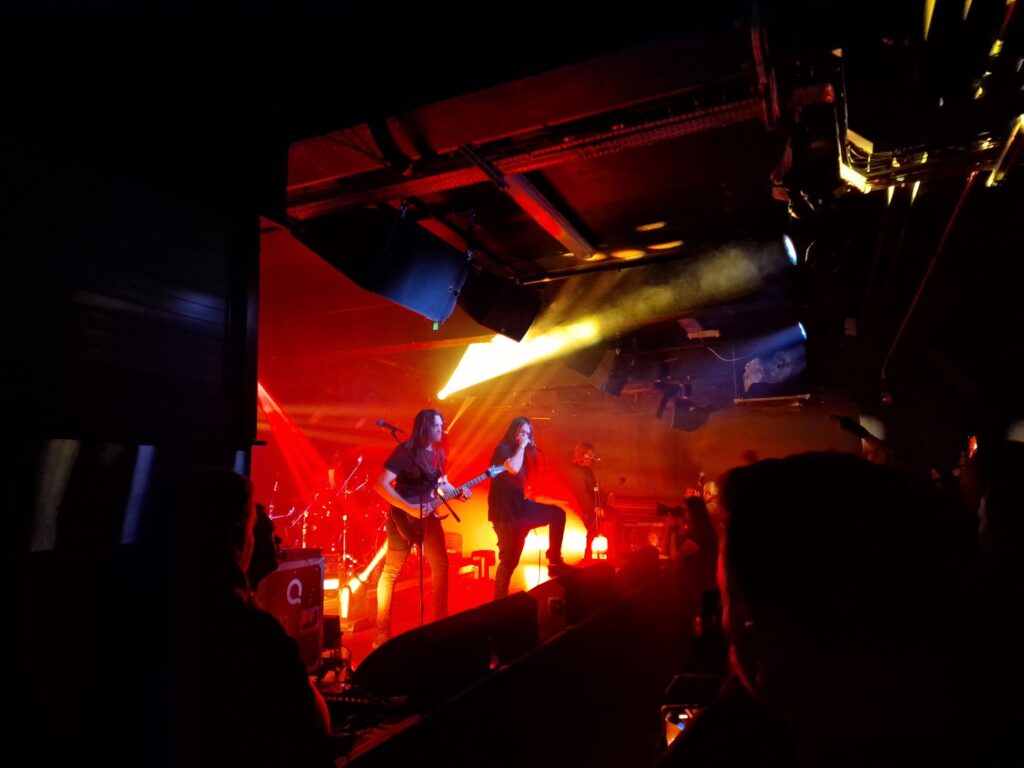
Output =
[{"x1": 432, "y1": 322, "x2": 439, "y2": 331}]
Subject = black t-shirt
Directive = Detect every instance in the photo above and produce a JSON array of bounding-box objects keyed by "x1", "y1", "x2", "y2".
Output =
[
  {"x1": 569, "y1": 463, "x2": 598, "y2": 517},
  {"x1": 384, "y1": 442, "x2": 445, "y2": 503},
  {"x1": 488, "y1": 442, "x2": 525, "y2": 522}
]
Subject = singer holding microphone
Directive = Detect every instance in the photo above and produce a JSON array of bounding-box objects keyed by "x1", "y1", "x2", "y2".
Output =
[
  {"x1": 488, "y1": 416, "x2": 573, "y2": 600},
  {"x1": 372, "y1": 409, "x2": 469, "y2": 648},
  {"x1": 570, "y1": 441, "x2": 607, "y2": 562}
]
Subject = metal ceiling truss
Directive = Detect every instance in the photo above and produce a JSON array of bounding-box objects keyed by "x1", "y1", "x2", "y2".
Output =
[{"x1": 286, "y1": 80, "x2": 766, "y2": 221}]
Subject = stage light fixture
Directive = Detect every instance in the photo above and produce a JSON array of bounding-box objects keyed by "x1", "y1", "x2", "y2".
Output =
[{"x1": 783, "y1": 235, "x2": 798, "y2": 265}]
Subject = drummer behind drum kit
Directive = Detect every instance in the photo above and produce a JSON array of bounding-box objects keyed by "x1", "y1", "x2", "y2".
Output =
[{"x1": 268, "y1": 455, "x2": 389, "y2": 577}]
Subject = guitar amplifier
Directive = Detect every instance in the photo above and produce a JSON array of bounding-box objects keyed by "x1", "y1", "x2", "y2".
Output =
[
  {"x1": 255, "y1": 548, "x2": 325, "y2": 672},
  {"x1": 613, "y1": 503, "x2": 673, "y2": 559}
]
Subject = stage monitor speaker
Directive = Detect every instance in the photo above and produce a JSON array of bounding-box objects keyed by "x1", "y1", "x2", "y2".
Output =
[
  {"x1": 618, "y1": 544, "x2": 662, "y2": 590},
  {"x1": 562, "y1": 563, "x2": 616, "y2": 622},
  {"x1": 255, "y1": 548, "x2": 325, "y2": 672},
  {"x1": 292, "y1": 207, "x2": 469, "y2": 323},
  {"x1": 350, "y1": 592, "x2": 539, "y2": 703},
  {"x1": 530, "y1": 563, "x2": 617, "y2": 639},
  {"x1": 458, "y1": 267, "x2": 541, "y2": 341}
]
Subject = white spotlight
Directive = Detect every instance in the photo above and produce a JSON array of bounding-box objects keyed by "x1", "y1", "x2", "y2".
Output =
[
  {"x1": 798, "y1": 322, "x2": 808, "y2": 340},
  {"x1": 783, "y1": 235, "x2": 798, "y2": 266}
]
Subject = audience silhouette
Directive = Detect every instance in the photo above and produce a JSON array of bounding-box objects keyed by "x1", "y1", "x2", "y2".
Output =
[
  {"x1": 660, "y1": 451, "x2": 997, "y2": 767},
  {"x1": 188, "y1": 469, "x2": 334, "y2": 767}
]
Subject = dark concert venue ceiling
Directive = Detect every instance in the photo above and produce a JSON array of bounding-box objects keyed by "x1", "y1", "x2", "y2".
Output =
[{"x1": 255, "y1": 0, "x2": 1023, "y2": 461}]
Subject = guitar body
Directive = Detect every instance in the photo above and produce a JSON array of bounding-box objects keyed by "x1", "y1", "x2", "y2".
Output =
[
  {"x1": 389, "y1": 507, "x2": 425, "y2": 544},
  {"x1": 387, "y1": 465, "x2": 508, "y2": 544}
]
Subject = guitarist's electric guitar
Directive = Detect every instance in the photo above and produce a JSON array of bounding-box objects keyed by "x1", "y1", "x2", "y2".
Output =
[{"x1": 395, "y1": 465, "x2": 507, "y2": 521}]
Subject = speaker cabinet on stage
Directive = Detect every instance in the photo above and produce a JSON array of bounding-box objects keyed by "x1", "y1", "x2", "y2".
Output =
[
  {"x1": 255, "y1": 548, "x2": 325, "y2": 672},
  {"x1": 350, "y1": 592, "x2": 539, "y2": 703}
]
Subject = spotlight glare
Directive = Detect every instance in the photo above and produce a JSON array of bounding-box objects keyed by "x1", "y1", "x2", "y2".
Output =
[
  {"x1": 440, "y1": 239, "x2": 793, "y2": 398},
  {"x1": 783, "y1": 235, "x2": 798, "y2": 265},
  {"x1": 610, "y1": 249, "x2": 646, "y2": 260},
  {"x1": 798, "y1": 322, "x2": 808, "y2": 340},
  {"x1": 438, "y1": 320, "x2": 601, "y2": 399}
]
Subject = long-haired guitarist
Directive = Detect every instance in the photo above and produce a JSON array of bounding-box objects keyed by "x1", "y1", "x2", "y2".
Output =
[{"x1": 373, "y1": 409, "x2": 470, "y2": 647}]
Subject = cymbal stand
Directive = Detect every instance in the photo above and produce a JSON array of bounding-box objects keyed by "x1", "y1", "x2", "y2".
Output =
[
  {"x1": 335, "y1": 457, "x2": 363, "y2": 572},
  {"x1": 293, "y1": 491, "x2": 319, "y2": 550}
]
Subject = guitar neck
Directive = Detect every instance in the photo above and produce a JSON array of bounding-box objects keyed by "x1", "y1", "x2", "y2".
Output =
[
  {"x1": 433, "y1": 472, "x2": 489, "y2": 506},
  {"x1": 398, "y1": 466, "x2": 504, "y2": 516}
]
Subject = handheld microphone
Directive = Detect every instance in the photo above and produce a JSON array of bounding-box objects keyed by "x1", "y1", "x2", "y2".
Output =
[{"x1": 375, "y1": 419, "x2": 405, "y2": 433}]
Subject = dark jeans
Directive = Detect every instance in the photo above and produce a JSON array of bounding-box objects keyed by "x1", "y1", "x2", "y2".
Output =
[
  {"x1": 492, "y1": 500, "x2": 566, "y2": 600},
  {"x1": 583, "y1": 510, "x2": 599, "y2": 559},
  {"x1": 376, "y1": 512, "x2": 448, "y2": 639}
]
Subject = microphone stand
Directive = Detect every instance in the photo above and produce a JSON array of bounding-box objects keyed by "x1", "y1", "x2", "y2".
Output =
[
  {"x1": 419, "y1": 491, "x2": 425, "y2": 627},
  {"x1": 438, "y1": 495, "x2": 461, "y2": 523}
]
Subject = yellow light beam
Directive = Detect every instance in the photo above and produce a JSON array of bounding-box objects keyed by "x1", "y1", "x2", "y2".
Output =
[
  {"x1": 439, "y1": 240, "x2": 790, "y2": 399},
  {"x1": 438, "y1": 320, "x2": 601, "y2": 399}
]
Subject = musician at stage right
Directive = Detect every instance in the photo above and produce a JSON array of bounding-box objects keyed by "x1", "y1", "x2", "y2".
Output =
[
  {"x1": 372, "y1": 409, "x2": 469, "y2": 648},
  {"x1": 569, "y1": 441, "x2": 608, "y2": 562}
]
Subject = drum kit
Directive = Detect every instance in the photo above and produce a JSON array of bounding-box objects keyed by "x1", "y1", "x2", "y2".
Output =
[{"x1": 268, "y1": 454, "x2": 388, "y2": 575}]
